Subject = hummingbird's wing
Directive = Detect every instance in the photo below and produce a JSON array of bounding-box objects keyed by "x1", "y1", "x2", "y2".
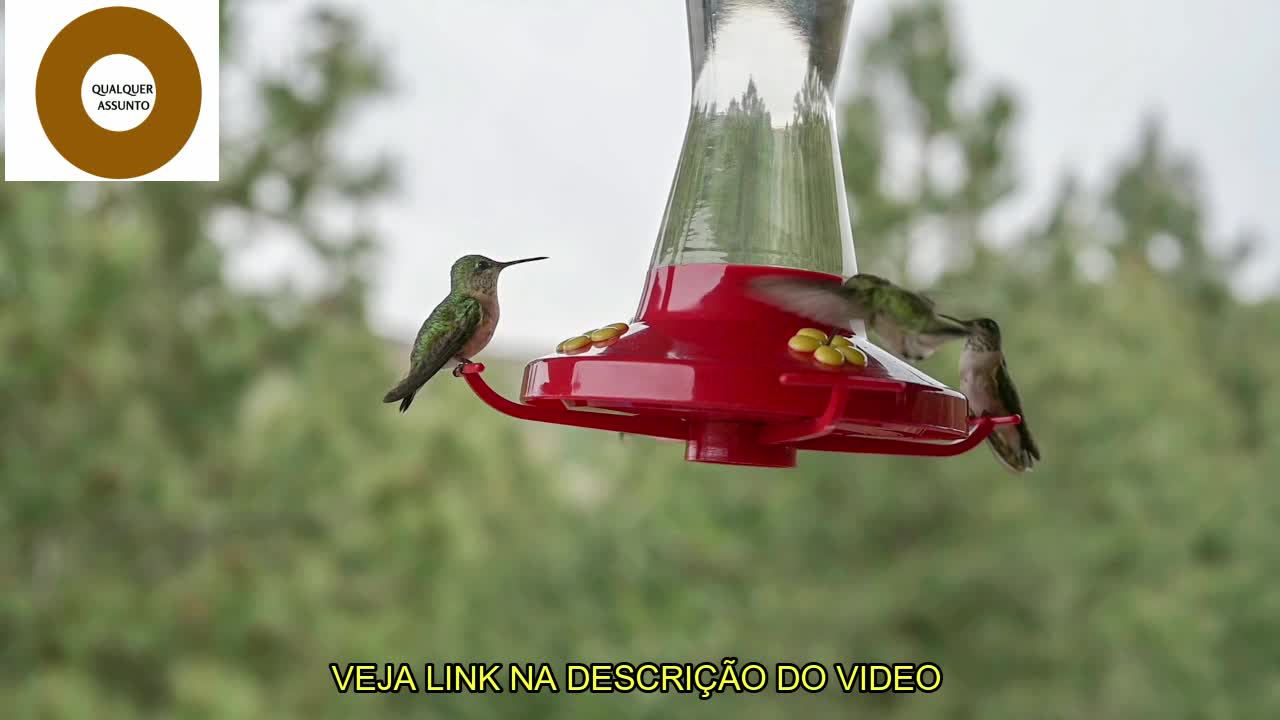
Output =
[
  {"x1": 990, "y1": 357, "x2": 1040, "y2": 469},
  {"x1": 748, "y1": 276, "x2": 865, "y2": 327},
  {"x1": 383, "y1": 295, "x2": 482, "y2": 411},
  {"x1": 409, "y1": 295, "x2": 483, "y2": 372}
]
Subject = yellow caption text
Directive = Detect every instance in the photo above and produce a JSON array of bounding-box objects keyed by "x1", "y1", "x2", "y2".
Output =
[{"x1": 330, "y1": 659, "x2": 942, "y2": 699}]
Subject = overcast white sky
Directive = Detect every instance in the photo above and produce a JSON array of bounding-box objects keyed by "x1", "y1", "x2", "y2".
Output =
[{"x1": 239, "y1": 0, "x2": 1280, "y2": 355}]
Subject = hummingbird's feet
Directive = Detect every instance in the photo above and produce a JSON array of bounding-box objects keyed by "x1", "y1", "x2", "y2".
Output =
[{"x1": 452, "y1": 359, "x2": 473, "y2": 377}]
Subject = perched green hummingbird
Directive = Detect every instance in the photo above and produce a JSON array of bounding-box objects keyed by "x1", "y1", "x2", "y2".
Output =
[
  {"x1": 383, "y1": 254, "x2": 548, "y2": 413},
  {"x1": 958, "y1": 318, "x2": 1041, "y2": 473},
  {"x1": 749, "y1": 273, "x2": 971, "y2": 362}
]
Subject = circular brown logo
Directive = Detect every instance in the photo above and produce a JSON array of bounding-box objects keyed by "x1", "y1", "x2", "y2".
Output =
[{"x1": 35, "y1": 6, "x2": 202, "y2": 179}]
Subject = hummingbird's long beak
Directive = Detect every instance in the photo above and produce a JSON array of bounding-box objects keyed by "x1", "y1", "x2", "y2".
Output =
[{"x1": 500, "y1": 256, "x2": 549, "y2": 268}]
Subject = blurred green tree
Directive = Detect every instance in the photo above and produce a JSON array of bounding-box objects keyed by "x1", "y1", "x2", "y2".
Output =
[{"x1": 0, "y1": 3, "x2": 404, "y2": 717}]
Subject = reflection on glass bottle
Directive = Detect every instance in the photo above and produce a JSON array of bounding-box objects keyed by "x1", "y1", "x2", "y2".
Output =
[{"x1": 651, "y1": 0, "x2": 857, "y2": 276}]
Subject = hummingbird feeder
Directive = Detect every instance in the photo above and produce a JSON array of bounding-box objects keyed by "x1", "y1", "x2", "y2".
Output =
[{"x1": 459, "y1": 0, "x2": 1020, "y2": 468}]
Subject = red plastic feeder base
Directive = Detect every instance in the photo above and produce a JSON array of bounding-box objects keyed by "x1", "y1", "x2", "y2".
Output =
[{"x1": 461, "y1": 264, "x2": 1020, "y2": 469}]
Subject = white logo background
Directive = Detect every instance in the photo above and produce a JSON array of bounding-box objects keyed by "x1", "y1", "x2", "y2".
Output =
[
  {"x1": 3, "y1": 0, "x2": 220, "y2": 181},
  {"x1": 81, "y1": 54, "x2": 157, "y2": 132}
]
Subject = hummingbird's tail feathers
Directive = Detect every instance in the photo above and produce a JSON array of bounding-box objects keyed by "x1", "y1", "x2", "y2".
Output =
[
  {"x1": 398, "y1": 391, "x2": 417, "y2": 413},
  {"x1": 987, "y1": 425, "x2": 1034, "y2": 473},
  {"x1": 382, "y1": 375, "x2": 415, "y2": 404},
  {"x1": 1021, "y1": 422, "x2": 1041, "y2": 464},
  {"x1": 986, "y1": 437, "x2": 1024, "y2": 474},
  {"x1": 383, "y1": 357, "x2": 453, "y2": 411}
]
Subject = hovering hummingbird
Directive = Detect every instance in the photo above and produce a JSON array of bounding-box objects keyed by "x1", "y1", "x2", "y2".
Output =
[
  {"x1": 383, "y1": 254, "x2": 548, "y2": 413},
  {"x1": 958, "y1": 317, "x2": 1041, "y2": 473},
  {"x1": 749, "y1": 273, "x2": 971, "y2": 362}
]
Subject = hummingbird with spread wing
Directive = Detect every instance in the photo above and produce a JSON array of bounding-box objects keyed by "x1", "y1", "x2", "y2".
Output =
[
  {"x1": 958, "y1": 317, "x2": 1040, "y2": 473},
  {"x1": 749, "y1": 273, "x2": 971, "y2": 363},
  {"x1": 383, "y1": 254, "x2": 548, "y2": 413}
]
